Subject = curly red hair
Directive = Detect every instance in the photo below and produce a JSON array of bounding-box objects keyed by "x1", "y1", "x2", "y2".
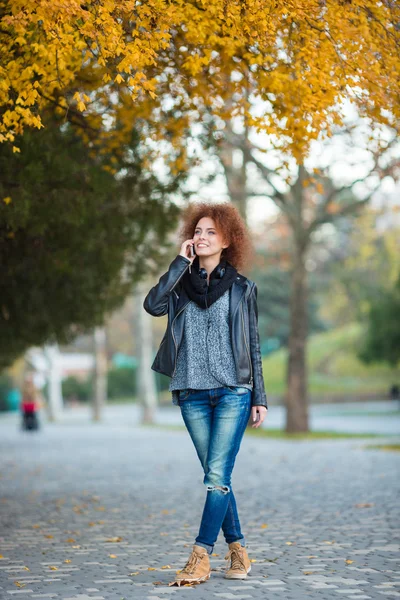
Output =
[{"x1": 179, "y1": 201, "x2": 254, "y2": 272}]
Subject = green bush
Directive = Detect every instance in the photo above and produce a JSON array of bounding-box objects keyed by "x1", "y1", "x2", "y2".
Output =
[
  {"x1": 107, "y1": 366, "x2": 136, "y2": 399},
  {"x1": 62, "y1": 376, "x2": 92, "y2": 403},
  {"x1": 0, "y1": 373, "x2": 13, "y2": 411}
]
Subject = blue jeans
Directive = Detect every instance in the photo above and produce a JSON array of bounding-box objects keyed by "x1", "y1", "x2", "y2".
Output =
[{"x1": 179, "y1": 386, "x2": 252, "y2": 554}]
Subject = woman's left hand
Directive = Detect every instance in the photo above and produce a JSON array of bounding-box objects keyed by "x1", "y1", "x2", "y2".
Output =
[{"x1": 251, "y1": 405, "x2": 268, "y2": 428}]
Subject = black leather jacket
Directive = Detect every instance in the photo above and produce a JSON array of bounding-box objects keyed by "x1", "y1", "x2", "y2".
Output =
[{"x1": 143, "y1": 254, "x2": 268, "y2": 408}]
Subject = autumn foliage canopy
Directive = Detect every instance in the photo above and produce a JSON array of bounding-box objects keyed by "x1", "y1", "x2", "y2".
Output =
[{"x1": 1, "y1": 1, "x2": 399, "y2": 160}]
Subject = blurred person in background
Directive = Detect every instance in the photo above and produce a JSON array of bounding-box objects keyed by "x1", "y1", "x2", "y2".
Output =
[
  {"x1": 21, "y1": 374, "x2": 42, "y2": 431},
  {"x1": 144, "y1": 202, "x2": 268, "y2": 585}
]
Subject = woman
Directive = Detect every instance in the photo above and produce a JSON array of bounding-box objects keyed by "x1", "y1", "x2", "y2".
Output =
[{"x1": 143, "y1": 202, "x2": 268, "y2": 584}]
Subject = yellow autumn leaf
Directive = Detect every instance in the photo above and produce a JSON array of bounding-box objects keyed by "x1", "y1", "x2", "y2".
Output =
[
  {"x1": 44, "y1": 535, "x2": 53, "y2": 539},
  {"x1": 303, "y1": 571, "x2": 314, "y2": 575},
  {"x1": 2, "y1": 197, "x2": 11, "y2": 204},
  {"x1": 147, "y1": 567, "x2": 156, "y2": 571},
  {"x1": 161, "y1": 565, "x2": 171, "y2": 569},
  {"x1": 285, "y1": 541, "x2": 293, "y2": 545},
  {"x1": 261, "y1": 523, "x2": 268, "y2": 529},
  {"x1": 105, "y1": 537, "x2": 123, "y2": 542},
  {"x1": 250, "y1": 559, "x2": 257, "y2": 563},
  {"x1": 109, "y1": 554, "x2": 117, "y2": 558},
  {"x1": 23, "y1": 566, "x2": 30, "y2": 571},
  {"x1": 64, "y1": 560, "x2": 71, "y2": 563},
  {"x1": 66, "y1": 538, "x2": 76, "y2": 543},
  {"x1": 129, "y1": 572, "x2": 140, "y2": 576},
  {"x1": 49, "y1": 566, "x2": 58, "y2": 570},
  {"x1": 14, "y1": 582, "x2": 26, "y2": 588},
  {"x1": 345, "y1": 559, "x2": 354, "y2": 564},
  {"x1": 115, "y1": 74, "x2": 124, "y2": 84},
  {"x1": 12, "y1": 146, "x2": 21, "y2": 153}
]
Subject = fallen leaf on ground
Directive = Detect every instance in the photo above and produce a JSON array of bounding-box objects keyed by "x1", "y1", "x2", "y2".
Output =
[
  {"x1": 345, "y1": 559, "x2": 354, "y2": 564},
  {"x1": 129, "y1": 572, "x2": 140, "y2": 576},
  {"x1": 250, "y1": 559, "x2": 257, "y2": 563},
  {"x1": 44, "y1": 535, "x2": 53, "y2": 539},
  {"x1": 261, "y1": 523, "x2": 268, "y2": 528},
  {"x1": 168, "y1": 580, "x2": 201, "y2": 587},
  {"x1": 64, "y1": 560, "x2": 71, "y2": 564},
  {"x1": 303, "y1": 571, "x2": 314, "y2": 575},
  {"x1": 355, "y1": 502, "x2": 374, "y2": 508},
  {"x1": 106, "y1": 537, "x2": 123, "y2": 542},
  {"x1": 23, "y1": 567, "x2": 30, "y2": 571},
  {"x1": 147, "y1": 567, "x2": 156, "y2": 571},
  {"x1": 161, "y1": 565, "x2": 171, "y2": 569},
  {"x1": 49, "y1": 566, "x2": 58, "y2": 570},
  {"x1": 14, "y1": 582, "x2": 26, "y2": 588},
  {"x1": 109, "y1": 554, "x2": 117, "y2": 558},
  {"x1": 66, "y1": 538, "x2": 76, "y2": 543}
]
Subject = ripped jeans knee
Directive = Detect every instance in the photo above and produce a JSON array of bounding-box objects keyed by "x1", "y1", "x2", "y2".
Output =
[{"x1": 205, "y1": 483, "x2": 231, "y2": 495}]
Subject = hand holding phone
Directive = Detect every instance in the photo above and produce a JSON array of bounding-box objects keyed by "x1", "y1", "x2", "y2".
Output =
[{"x1": 179, "y1": 239, "x2": 196, "y2": 262}]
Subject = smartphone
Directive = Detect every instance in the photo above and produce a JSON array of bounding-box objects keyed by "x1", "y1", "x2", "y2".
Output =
[{"x1": 190, "y1": 243, "x2": 196, "y2": 258}]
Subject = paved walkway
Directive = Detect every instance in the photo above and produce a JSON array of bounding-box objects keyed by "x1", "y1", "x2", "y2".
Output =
[{"x1": 0, "y1": 414, "x2": 399, "y2": 600}]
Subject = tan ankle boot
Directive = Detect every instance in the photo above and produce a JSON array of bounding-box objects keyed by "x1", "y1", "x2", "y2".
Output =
[
  {"x1": 174, "y1": 545, "x2": 211, "y2": 585},
  {"x1": 224, "y1": 541, "x2": 251, "y2": 579}
]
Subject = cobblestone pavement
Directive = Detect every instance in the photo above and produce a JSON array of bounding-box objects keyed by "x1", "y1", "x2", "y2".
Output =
[{"x1": 0, "y1": 415, "x2": 399, "y2": 600}]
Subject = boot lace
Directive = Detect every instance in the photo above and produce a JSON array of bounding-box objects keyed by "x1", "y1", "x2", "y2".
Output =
[
  {"x1": 225, "y1": 547, "x2": 246, "y2": 571},
  {"x1": 182, "y1": 550, "x2": 204, "y2": 575}
]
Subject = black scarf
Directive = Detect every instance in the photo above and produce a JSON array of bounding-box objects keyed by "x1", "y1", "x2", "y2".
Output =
[{"x1": 182, "y1": 255, "x2": 238, "y2": 309}]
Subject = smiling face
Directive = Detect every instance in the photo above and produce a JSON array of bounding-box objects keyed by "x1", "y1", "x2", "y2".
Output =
[{"x1": 193, "y1": 216, "x2": 229, "y2": 260}]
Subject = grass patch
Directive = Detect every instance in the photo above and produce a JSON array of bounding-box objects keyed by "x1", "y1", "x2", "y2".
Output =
[
  {"x1": 362, "y1": 443, "x2": 400, "y2": 452},
  {"x1": 141, "y1": 423, "x2": 393, "y2": 440},
  {"x1": 263, "y1": 323, "x2": 400, "y2": 396}
]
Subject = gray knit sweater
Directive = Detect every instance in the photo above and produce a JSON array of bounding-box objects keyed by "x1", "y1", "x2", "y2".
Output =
[{"x1": 169, "y1": 288, "x2": 253, "y2": 393}]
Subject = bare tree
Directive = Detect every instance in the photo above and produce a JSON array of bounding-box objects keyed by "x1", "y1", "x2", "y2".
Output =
[
  {"x1": 93, "y1": 327, "x2": 107, "y2": 422},
  {"x1": 217, "y1": 122, "x2": 399, "y2": 432},
  {"x1": 135, "y1": 281, "x2": 158, "y2": 424}
]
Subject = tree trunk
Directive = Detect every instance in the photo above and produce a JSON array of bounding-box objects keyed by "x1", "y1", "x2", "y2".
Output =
[
  {"x1": 136, "y1": 281, "x2": 158, "y2": 424},
  {"x1": 44, "y1": 344, "x2": 63, "y2": 422},
  {"x1": 93, "y1": 326, "x2": 107, "y2": 422},
  {"x1": 285, "y1": 248, "x2": 309, "y2": 432},
  {"x1": 219, "y1": 133, "x2": 248, "y2": 222}
]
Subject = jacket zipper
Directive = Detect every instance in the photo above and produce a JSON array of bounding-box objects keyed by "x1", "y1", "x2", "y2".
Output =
[
  {"x1": 168, "y1": 260, "x2": 190, "y2": 294},
  {"x1": 241, "y1": 301, "x2": 253, "y2": 385}
]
